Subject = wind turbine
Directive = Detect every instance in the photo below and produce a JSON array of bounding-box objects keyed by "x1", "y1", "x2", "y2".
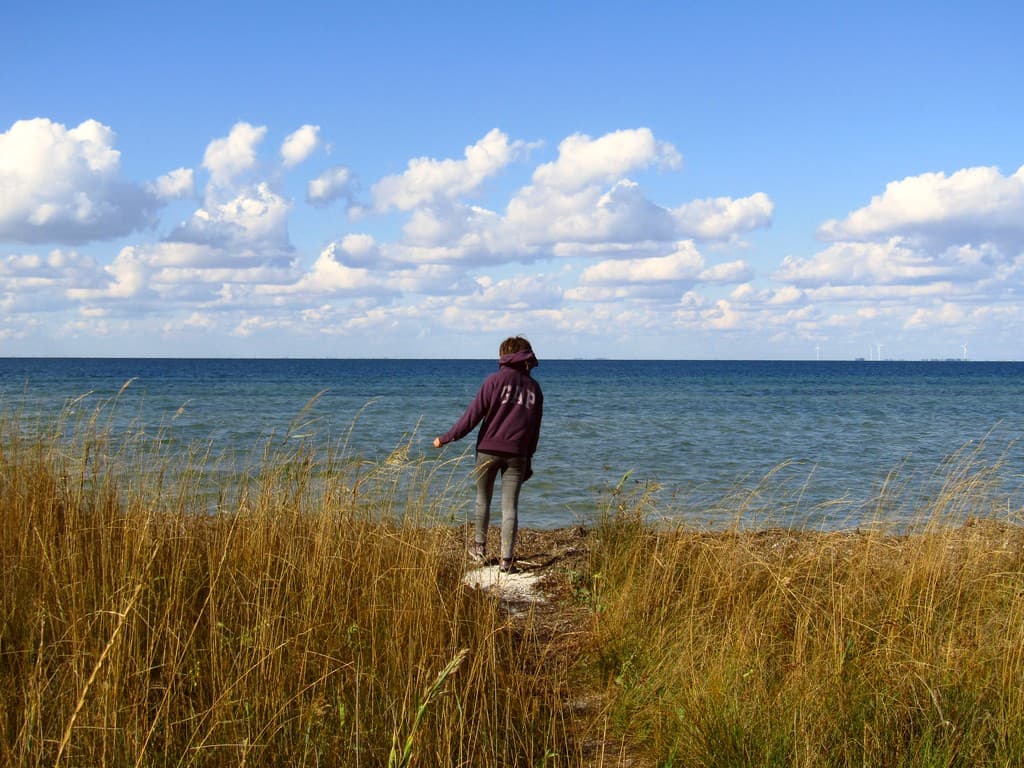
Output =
[{"x1": 962, "y1": 342, "x2": 968, "y2": 361}]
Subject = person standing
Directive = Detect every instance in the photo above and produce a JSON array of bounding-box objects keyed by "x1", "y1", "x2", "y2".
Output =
[{"x1": 433, "y1": 336, "x2": 543, "y2": 572}]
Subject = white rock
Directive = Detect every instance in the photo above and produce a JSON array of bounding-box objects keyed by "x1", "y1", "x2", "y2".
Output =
[{"x1": 461, "y1": 565, "x2": 546, "y2": 604}]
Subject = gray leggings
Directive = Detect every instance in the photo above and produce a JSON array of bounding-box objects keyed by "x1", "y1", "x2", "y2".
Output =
[{"x1": 473, "y1": 451, "x2": 527, "y2": 560}]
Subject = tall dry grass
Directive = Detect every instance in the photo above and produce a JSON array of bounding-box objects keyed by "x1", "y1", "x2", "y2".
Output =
[
  {"x1": 0, "y1": 393, "x2": 581, "y2": 767},
  {"x1": 4, "y1": 391, "x2": 1024, "y2": 767},
  {"x1": 587, "y1": 450, "x2": 1024, "y2": 766}
]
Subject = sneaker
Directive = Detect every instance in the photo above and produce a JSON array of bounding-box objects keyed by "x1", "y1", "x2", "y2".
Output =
[
  {"x1": 499, "y1": 557, "x2": 515, "y2": 573},
  {"x1": 468, "y1": 542, "x2": 487, "y2": 563}
]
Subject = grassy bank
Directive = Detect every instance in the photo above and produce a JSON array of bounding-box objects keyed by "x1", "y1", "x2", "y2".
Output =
[
  {"x1": 587, "y1": 475, "x2": 1024, "y2": 766},
  {"x1": 2, "y1": 398, "x2": 1023, "y2": 766}
]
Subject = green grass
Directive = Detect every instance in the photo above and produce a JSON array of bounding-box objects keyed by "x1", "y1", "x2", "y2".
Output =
[{"x1": 2, "y1": 395, "x2": 1023, "y2": 766}]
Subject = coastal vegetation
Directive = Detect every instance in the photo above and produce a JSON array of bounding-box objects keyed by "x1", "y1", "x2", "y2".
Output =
[{"x1": 2, "y1": 395, "x2": 1023, "y2": 766}]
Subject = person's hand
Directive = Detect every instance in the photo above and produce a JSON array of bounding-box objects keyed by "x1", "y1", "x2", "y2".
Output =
[{"x1": 433, "y1": 437, "x2": 442, "y2": 448}]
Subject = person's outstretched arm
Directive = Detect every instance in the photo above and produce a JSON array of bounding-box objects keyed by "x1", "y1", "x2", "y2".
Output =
[{"x1": 433, "y1": 379, "x2": 491, "y2": 448}]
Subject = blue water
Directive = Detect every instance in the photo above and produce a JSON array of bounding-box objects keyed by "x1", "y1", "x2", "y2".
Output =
[{"x1": 2, "y1": 358, "x2": 1023, "y2": 529}]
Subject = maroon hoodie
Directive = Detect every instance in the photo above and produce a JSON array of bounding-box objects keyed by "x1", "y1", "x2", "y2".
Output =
[{"x1": 438, "y1": 349, "x2": 543, "y2": 457}]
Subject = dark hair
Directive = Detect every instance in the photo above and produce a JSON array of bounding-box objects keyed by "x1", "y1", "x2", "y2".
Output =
[{"x1": 499, "y1": 336, "x2": 532, "y2": 356}]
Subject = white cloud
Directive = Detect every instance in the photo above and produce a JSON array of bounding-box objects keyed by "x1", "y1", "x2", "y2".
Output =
[
  {"x1": 372, "y1": 128, "x2": 526, "y2": 212},
  {"x1": 307, "y1": 165, "x2": 356, "y2": 207},
  {"x1": 1, "y1": 249, "x2": 100, "y2": 283},
  {"x1": 181, "y1": 312, "x2": 217, "y2": 330},
  {"x1": 452, "y1": 274, "x2": 563, "y2": 310},
  {"x1": 673, "y1": 193, "x2": 774, "y2": 240},
  {"x1": 763, "y1": 158, "x2": 1024, "y2": 352},
  {"x1": 699, "y1": 259, "x2": 753, "y2": 283},
  {"x1": 202, "y1": 122, "x2": 267, "y2": 187},
  {"x1": 20, "y1": 115, "x2": 1022, "y2": 359},
  {"x1": 168, "y1": 182, "x2": 292, "y2": 251},
  {"x1": 578, "y1": 242, "x2": 752, "y2": 293},
  {"x1": 149, "y1": 168, "x2": 195, "y2": 200},
  {"x1": 67, "y1": 245, "x2": 152, "y2": 300},
  {"x1": 503, "y1": 180, "x2": 679, "y2": 251},
  {"x1": 502, "y1": 183, "x2": 608, "y2": 247},
  {"x1": 291, "y1": 126, "x2": 773, "y2": 281},
  {"x1": 334, "y1": 234, "x2": 380, "y2": 267},
  {"x1": 701, "y1": 299, "x2": 743, "y2": 330},
  {"x1": 0, "y1": 118, "x2": 158, "y2": 244},
  {"x1": 775, "y1": 238, "x2": 956, "y2": 287},
  {"x1": 283, "y1": 244, "x2": 377, "y2": 293},
  {"x1": 496, "y1": 131, "x2": 770, "y2": 252},
  {"x1": 281, "y1": 124, "x2": 320, "y2": 167},
  {"x1": 0, "y1": 249, "x2": 107, "y2": 311},
  {"x1": 904, "y1": 302, "x2": 968, "y2": 329},
  {"x1": 769, "y1": 285, "x2": 805, "y2": 305},
  {"x1": 581, "y1": 241, "x2": 705, "y2": 284},
  {"x1": 532, "y1": 128, "x2": 681, "y2": 191},
  {"x1": 563, "y1": 284, "x2": 642, "y2": 302},
  {"x1": 800, "y1": 282, "x2": 955, "y2": 302},
  {"x1": 819, "y1": 164, "x2": 1024, "y2": 249},
  {"x1": 256, "y1": 240, "x2": 460, "y2": 299},
  {"x1": 66, "y1": 237, "x2": 299, "y2": 306}
]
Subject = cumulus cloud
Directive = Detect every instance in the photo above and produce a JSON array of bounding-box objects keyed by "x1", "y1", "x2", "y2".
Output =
[
  {"x1": 800, "y1": 282, "x2": 956, "y2": 302},
  {"x1": 699, "y1": 259, "x2": 753, "y2": 283},
  {"x1": 497, "y1": 130, "x2": 770, "y2": 253},
  {"x1": 749, "y1": 160, "x2": 1024, "y2": 353},
  {"x1": 260, "y1": 240, "x2": 462, "y2": 299},
  {"x1": 148, "y1": 168, "x2": 195, "y2": 200},
  {"x1": 769, "y1": 285, "x2": 805, "y2": 305},
  {"x1": 202, "y1": 122, "x2": 267, "y2": 187},
  {"x1": 700, "y1": 298, "x2": 743, "y2": 330},
  {"x1": 574, "y1": 243, "x2": 753, "y2": 309},
  {"x1": 310, "y1": 126, "x2": 773, "y2": 275},
  {"x1": 402, "y1": 203, "x2": 474, "y2": 246},
  {"x1": 168, "y1": 182, "x2": 292, "y2": 252},
  {"x1": 67, "y1": 240, "x2": 299, "y2": 305},
  {"x1": 372, "y1": 128, "x2": 527, "y2": 212},
  {"x1": 453, "y1": 274, "x2": 563, "y2": 310},
  {"x1": 904, "y1": 302, "x2": 968, "y2": 329},
  {"x1": 673, "y1": 193, "x2": 774, "y2": 240},
  {"x1": 504, "y1": 181, "x2": 670, "y2": 250},
  {"x1": 307, "y1": 166, "x2": 356, "y2": 207},
  {"x1": 24, "y1": 116, "x2": 994, "y2": 357},
  {"x1": 0, "y1": 118, "x2": 159, "y2": 244},
  {"x1": 280, "y1": 124, "x2": 320, "y2": 167},
  {"x1": 67, "y1": 245, "x2": 153, "y2": 300},
  {"x1": 0, "y1": 249, "x2": 107, "y2": 311},
  {"x1": 532, "y1": 128, "x2": 681, "y2": 191},
  {"x1": 774, "y1": 239, "x2": 958, "y2": 286},
  {"x1": 284, "y1": 244, "x2": 377, "y2": 293},
  {"x1": 581, "y1": 241, "x2": 705, "y2": 285},
  {"x1": 332, "y1": 234, "x2": 381, "y2": 267},
  {"x1": 819, "y1": 164, "x2": 1024, "y2": 250},
  {"x1": 774, "y1": 237, "x2": 994, "y2": 288}
]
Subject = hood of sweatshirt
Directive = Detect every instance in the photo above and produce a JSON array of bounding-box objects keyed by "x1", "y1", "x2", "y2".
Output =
[{"x1": 499, "y1": 348, "x2": 539, "y2": 371}]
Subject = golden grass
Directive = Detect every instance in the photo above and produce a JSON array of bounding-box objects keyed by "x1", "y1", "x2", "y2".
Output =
[
  {"x1": 2, "y1": 394, "x2": 1023, "y2": 766},
  {"x1": 0, "y1": 396, "x2": 580, "y2": 767},
  {"x1": 587, "y1": 460, "x2": 1024, "y2": 766}
]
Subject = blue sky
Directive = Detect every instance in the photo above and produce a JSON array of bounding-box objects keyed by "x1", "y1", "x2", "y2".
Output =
[{"x1": 2, "y1": 1, "x2": 1022, "y2": 359}]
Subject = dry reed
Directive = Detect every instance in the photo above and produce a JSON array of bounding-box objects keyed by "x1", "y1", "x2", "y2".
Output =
[
  {"x1": 587, "y1": 450, "x2": 1024, "y2": 766},
  {"x1": 2, "y1": 393, "x2": 1023, "y2": 767},
  {"x1": 0, "y1": 394, "x2": 579, "y2": 767}
]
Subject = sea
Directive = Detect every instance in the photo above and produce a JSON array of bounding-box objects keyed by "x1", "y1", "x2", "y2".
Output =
[{"x1": 2, "y1": 358, "x2": 1024, "y2": 531}]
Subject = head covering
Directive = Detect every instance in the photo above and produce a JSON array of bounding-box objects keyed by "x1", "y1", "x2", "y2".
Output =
[{"x1": 499, "y1": 348, "x2": 539, "y2": 371}]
